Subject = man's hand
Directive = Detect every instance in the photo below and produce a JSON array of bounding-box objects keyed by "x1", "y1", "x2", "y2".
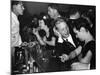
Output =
[
  {"x1": 59, "y1": 54, "x2": 69, "y2": 62},
  {"x1": 21, "y1": 42, "x2": 28, "y2": 46},
  {"x1": 53, "y1": 27, "x2": 62, "y2": 38}
]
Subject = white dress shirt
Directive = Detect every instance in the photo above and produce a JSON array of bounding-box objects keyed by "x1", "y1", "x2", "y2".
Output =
[
  {"x1": 58, "y1": 34, "x2": 76, "y2": 47},
  {"x1": 11, "y1": 12, "x2": 22, "y2": 47}
]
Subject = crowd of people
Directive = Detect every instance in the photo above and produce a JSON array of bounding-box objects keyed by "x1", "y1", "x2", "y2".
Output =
[{"x1": 11, "y1": 0, "x2": 96, "y2": 74}]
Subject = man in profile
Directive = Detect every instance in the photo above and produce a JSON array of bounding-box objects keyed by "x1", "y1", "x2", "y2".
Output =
[
  {"x1": 11, "y1": 1, "x2": 24, "y2": 47},
  {"x1": 11, "y1": 1, "x2": 25, "y2": 71},
  {"x1": 48, "y1": 4, "x2": 62, "y2": 20}
]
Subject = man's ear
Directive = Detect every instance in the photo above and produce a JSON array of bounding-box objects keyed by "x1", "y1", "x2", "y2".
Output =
[
  {"x1": 54, "y1": 9, "x2": 58, "y2": 13},
  {"x1": 80, "y1": 27, "x2": 85, "y2": 32}
]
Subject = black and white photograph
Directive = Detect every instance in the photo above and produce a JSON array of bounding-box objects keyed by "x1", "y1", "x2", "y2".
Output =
[{"x1": 11, "y1": 0, "x2": 96, "y2": 74}]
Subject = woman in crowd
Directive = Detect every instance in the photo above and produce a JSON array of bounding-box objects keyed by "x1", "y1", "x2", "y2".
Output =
[
  {"x1": 62, "y1": 18, "x2": 95, "y2": 70},
  {"x1": 72, "y1": 18, "x2": 95, "y2": 70},
  {"x1": 32, "y1": 16, "x2": 56, "y2": 48},
  {"x1": 32, "y1": 16, "x2": 57, "y2": 72}
]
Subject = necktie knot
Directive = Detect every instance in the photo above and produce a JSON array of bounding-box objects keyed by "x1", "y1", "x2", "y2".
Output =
[{"x1": 65, "y1": 39, "x2": 68, "y2": 42}]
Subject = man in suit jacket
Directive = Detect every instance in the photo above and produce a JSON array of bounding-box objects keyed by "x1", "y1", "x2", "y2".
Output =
[{"x1": 52, "y1": 18, "x2": 78, "y2": 71}]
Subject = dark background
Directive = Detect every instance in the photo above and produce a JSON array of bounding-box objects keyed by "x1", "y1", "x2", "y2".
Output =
[{"x1": 22, "y1": 1, "x2": 95, "y2": 16}]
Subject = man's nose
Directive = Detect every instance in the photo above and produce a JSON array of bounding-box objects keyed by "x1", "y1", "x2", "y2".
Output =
[{"x1": 22, "y1": 6, "x2": 25, "y2": 10}]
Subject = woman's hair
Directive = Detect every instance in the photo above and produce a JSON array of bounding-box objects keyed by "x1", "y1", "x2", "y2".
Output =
[
  {"x1": 70, "y1": 17, "x2": 95, "y2": 38},
  {"x1": 72, "y1": 17, "x2": 95, "y2": 38},
  {"x1": 72, "y1": 18, "x2": 92, "y2": 32},
  {"x1": 38, "y1": 13, "x2": 50, "y2": 28}
]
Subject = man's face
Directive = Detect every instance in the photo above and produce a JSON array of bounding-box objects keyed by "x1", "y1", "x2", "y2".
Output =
[
  {"x1": 73, "y1": 28, "x2": 85, "y2": 41},
  {"x1": 56, "y1": 22, "x2": 70, "y2": 38},
  {"x1": 48, "y1": 7, "x2": 56, "y2": 19},
  {"x1": 14, "y1": 2, "x2": 24, "y2": 15},
  {"x1": 70, "y1": 12, "x2": 80, "y2": 19}
]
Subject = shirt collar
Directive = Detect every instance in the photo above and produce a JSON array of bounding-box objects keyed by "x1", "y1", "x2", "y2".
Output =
[{"x1": 63, "y1": 34, "x2": 71, "y2": 41}]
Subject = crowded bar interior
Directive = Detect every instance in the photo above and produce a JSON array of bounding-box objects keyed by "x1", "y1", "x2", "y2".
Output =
[{"x1": 11, "y1": 0, "x2": 96, "y2": 74}]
